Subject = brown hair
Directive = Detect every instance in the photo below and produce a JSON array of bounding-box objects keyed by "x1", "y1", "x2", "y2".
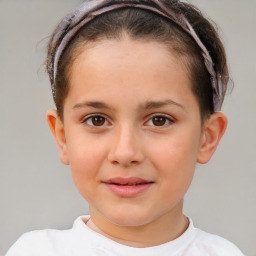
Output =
[{"x1": 46, "y1": 0, "x2": 229, "y2": 121}]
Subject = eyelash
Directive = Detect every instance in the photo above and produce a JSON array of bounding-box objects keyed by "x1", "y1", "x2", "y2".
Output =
[
  {"x1": 82, "y1": 114, "x2": 110, "y2": 128},
  {"x1": 145, "y1": 113, "x2": 175, "y2": 127},
  {"x1": 82, "y1": 113, "x2": 175, "y2": 128}
]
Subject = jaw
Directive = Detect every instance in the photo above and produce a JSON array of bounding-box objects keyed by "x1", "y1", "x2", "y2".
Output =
[{"x1": 88, "y1": 199, "x2": 187, "y2": 247}]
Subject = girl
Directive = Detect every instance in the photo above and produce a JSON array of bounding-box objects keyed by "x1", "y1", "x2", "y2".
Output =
[{"x1": 6, "y1": 0, "x2": 244, "y2": 255}]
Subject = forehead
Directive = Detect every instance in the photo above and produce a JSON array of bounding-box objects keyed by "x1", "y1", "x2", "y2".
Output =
[
  {"x1": 72, "y1": 36, "x2": 188, "y2": 73},
  {"x1": 66, "y1": 38, "x2": 197, "y2": 111}
]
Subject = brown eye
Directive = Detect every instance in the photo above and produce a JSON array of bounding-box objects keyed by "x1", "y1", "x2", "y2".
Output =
[
  {"x1": 91, "y1": 116, "x2": 106, "y2": 126},
  {"x1": 152, "y1": 116, "x2": 167, "y2": 126},
  {"x1": 85, "y1": 115, "x2": 108, "y2": 127},
  {"x1": 145, "y1": 115, "x2": 174, "y2": 127}
]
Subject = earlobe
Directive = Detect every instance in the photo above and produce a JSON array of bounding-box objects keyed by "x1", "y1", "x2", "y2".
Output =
[
  {"x1": 197, "y1": 112, "x2": 228, "y2": 164},
  {"x1": 46, "y1": 109, "x2": 70, "y2": 165}
]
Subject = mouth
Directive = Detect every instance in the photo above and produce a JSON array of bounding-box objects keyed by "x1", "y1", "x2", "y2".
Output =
[{"x1": 102, "y1": 177, "x2": 154, "y2": 197}]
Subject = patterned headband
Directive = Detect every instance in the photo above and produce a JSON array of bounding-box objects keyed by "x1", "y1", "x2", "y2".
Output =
[{"x1": 50, "y1": 0, "x2": 223, "y2": 112}]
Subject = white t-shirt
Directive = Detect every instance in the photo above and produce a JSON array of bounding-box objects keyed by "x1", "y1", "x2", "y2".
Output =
[{"x1": 6, "y1": 215, "x2": 244, "y2": 256}]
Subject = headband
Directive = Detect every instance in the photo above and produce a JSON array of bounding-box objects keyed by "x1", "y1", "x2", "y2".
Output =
[{"x1": 50, "y1": 0, "x2": 223, "y2": 112}]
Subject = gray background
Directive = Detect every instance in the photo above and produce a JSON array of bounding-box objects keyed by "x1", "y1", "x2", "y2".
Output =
[{"x1": 0, "y1": 0, "x2": 255, "y2": 255}]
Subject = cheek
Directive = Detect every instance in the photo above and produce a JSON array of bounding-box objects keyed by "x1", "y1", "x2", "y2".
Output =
[
  {"x1": 67, "y1": 138, "x2": 107, "y2": 196},
  {"x1": 148, "y1": 133, "x2": 200, "y2": 190}
]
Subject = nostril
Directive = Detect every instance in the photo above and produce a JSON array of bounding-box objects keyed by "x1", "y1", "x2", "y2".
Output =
[
  {"x1": 111, "y1": 160, "x2": 138, "y2": 166},
  {"x1": 107, "y1": 144, "x2": 145, "y2": 167},
  {"x1": 108, "y1": 158, "x2": 119, "y2": 165},
  {"x1": 112, "y1": 160, "x2": 119, "y2": 165}
]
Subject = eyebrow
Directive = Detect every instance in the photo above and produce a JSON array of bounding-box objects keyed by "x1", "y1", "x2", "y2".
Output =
[
  {"x1": 72, "y1": 99, "x2": 185, "y2": 111},
  {"x1": 73, "y1": 101, "x2": 111, "y2": 110},
  {"x1": 142, "y1": 99, "x2": 185, "y2": 110}
]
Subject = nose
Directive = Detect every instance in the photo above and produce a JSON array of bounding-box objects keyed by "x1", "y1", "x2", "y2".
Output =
[{"x1": 107, "y1": 125, "x2": 145, "y2": 167}]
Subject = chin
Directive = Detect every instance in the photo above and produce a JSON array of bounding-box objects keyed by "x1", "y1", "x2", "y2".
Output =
[{"x1": 105, "y1": 208, "x2": 154, "y2": 227}]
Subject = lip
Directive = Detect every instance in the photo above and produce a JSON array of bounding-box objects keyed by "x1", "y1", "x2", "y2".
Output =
[{"x1": 102, "y1": 177, "x2": 154, "y2": 198}]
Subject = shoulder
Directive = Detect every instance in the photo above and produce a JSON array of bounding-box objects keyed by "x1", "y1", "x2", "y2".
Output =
[
  {"x1": 5, "y1": 216, "x2": 91, "y2": 256},
  {"x1": 5, "y1": 228, "x2": 73, "y2": 256},
  {"x1": 5, "y1": 230, "x2": 51, "y2": 256},
  {"x1": 193, "y1": 228, "x2": 244, "y2": 256}
]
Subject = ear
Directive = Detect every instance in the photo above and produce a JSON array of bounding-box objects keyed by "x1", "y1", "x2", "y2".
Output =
[
  {"x1": 46, "y1": 109, "x2": 70, "y2": 165},
  {"x1": 197, "y1": 112, "x2": 228, "y2": 164}
]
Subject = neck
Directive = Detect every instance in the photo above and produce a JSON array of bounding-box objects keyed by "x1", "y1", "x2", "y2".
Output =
[{"x1": 86, "y1": 205, "x2": 189, "y2": 247}]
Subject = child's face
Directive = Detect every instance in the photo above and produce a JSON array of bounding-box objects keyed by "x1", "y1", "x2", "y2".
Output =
[{"x1": 51, "y1": 38, "x2": 214, "y2": 227}]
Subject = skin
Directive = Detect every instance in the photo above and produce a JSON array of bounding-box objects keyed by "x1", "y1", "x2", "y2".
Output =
[{"x1": 47, "y1": 36, "x2": 227, "y2": 247}]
